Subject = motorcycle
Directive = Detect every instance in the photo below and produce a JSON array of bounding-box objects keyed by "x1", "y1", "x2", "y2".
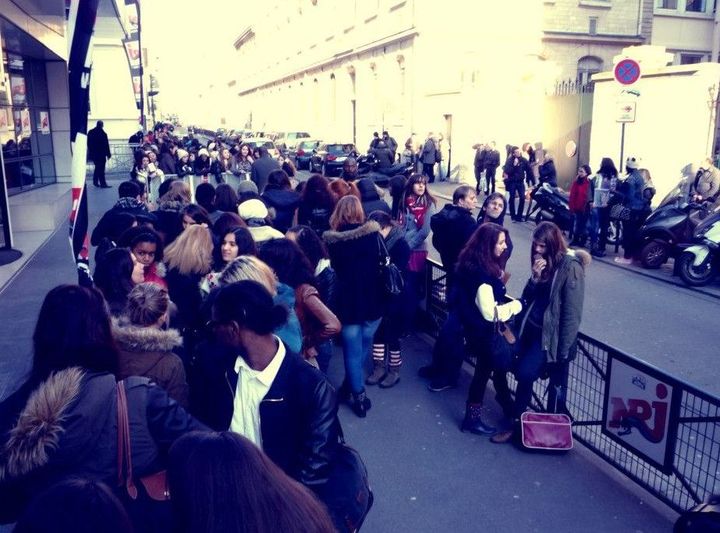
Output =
[
  {"x1": 356, "y1": 153, "x2": 414, "y2": 186},
  {"x1": 638, "y1": 178, "x2": 717, "y2": 269},
  {"x1": 525, "y1": 183, "x2": 573, "y2": 232},
  {"x1": 677, "y1": 206, "x2": 720, "y2": 286}
]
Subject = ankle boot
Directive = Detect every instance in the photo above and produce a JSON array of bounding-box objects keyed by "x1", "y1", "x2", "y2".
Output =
[
  {"x1": 351, "y1": 390, "x2": 372, "y2": 418},
  {"x1": 365, "y1": 361, "x2": 387, "y2": 386},
  {"x1": 379, "y1": 367, "x2": 400, "y2": 388},
  {"x1": 461, "y1": 403, "x2": 496, "y2": 436}
]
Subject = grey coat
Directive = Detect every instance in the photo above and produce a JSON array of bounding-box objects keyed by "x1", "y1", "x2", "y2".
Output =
[
  {"x1": 520, "y1": 249, "x2": 590, "y2": 363},
  {"x1": 421, "y1": 138, "x2": 437, "y2": 165}
]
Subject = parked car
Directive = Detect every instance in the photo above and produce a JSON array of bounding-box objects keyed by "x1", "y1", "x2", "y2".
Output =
[
  {"x1": 244, "y1": 138, "x2": 281, "y2": 160},
  {"x1": 309, "y1": 143, "x2": 358, "y2": 177},
  {"x1": 292, "y1": 139, "x2": 322, "y2": 170},
  {"x1": 276, "y1": 131, "x2": 312, "y2": 151}
]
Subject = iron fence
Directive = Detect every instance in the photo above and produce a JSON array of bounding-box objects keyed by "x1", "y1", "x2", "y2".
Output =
[
  {"x1": 86, "y1": 142, "x2": 140, "y2": 179},
  {"x1": 424, "y1": 258, "x2": 720, "y2": 513},
  {"x1": 552, "y1": 77, "x2": 595, "y2": 96}
]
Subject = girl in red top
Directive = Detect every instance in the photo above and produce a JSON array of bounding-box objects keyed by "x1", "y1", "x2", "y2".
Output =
[{"x1": 569, "y1": 164, "x2": 592, "y2": 247}]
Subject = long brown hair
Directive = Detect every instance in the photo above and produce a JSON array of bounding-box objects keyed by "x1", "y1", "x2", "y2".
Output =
[
  {"x1": 531, "y1": 221, "x2": 568, "y2": 282},
  {"x1": 329, "y1": 195, "x2": 365, "y2": 230},
  {"x1": 168, "y1": 431, "x2": 335, "y2": 533},
  {"x1": 457, "y1": 223, "x2": 509, "y2": 279}
]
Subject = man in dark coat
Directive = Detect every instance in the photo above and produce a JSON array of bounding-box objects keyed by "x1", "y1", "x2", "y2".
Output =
[
  {"x1": 250, "y1": 145, "x2": 280, "y2": 194},
  {"x1": 503, "y1": 145, "x2": 532, "y2": 222},
  {"x1": 371, "y1": 141, "x2": 394, "y2": 169},
  {"x1": 382, "y1": 131, "x2": 398, "y2": 161},
  {"x1": 421, "y1": 133, "x2": 438, "y2": 183},
  {"x1": 422, "y1": 185, "x2": 479, "y2": 391},
  {"x1": 483, "y1": 141, "x2": 501, "y2": 194},
  {"x1": 91, "y1": 180, "x2": 156, "y2": 246},
  {"x1": 87, "y1": 120, "x2": 112, "y2": 188}
]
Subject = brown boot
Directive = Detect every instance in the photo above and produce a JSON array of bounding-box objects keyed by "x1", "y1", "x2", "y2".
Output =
[
  {"x1": 365, "y1": 361, "x2": 386, "y2": 386},
  {"x1": 379, "y1": 368, "x2": 400, "y2": 388}
]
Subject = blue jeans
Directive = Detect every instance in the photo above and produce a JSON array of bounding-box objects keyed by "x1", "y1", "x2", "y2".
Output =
[
  {"x1": 316, "y1": 339, "x2": 335, "y2": 375},
  {"x1": 341, "y1": 319, "x2": 382, "y2": 393}
]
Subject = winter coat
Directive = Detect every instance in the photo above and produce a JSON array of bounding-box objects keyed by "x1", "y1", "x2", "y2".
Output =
[
  {"x1": 177, "y1": 162, "x2": 193, "y2": 178},
  {"x1": 193, "y1": 156, "x2": 211, "y2": 177},
  {"x1": 430, "y1": 204, "x2": 477, "y2": 273},
  {"x1": 503, "y1": 156, "x2": 533, "y2": 183},
  {"x1": 165, "y1": 268, "x2": 205, "y2": 336},
  {"x1": 358, "y1": 179, "x2": 391, "y2": 217},
  {"x1": 381, "y1": 226, "x2": 412, "y2": 325},
  {"x1": 91, "y1": 198, "x2": 157, "y2": 247},
  {"x1": 315, "y1": 261, "x2": 338, "y2": 314},
  {"x1": 274, "y1": 283, "x2": 304, "y2": 354},
  {"x1": 690, "y1": 167, "x2": 720, "y2": 201},
  {"x1": 191, "y1": 346, "x2": 340, "y2": 487},
  {"x1": 451, "y1": 263, "x2": 507, "y2": 348},
  {"x1": 569, "y1": 177, "x2": 591, "y2": 213},
  {"x1": 87, "y1": 125, "x2": 110, "y2": 162},
  {"x1": 251, "y1": 155, "x2": 281, "y2": 194},
  {"x1": 420, "y1": 138, "x2": 437, "y2": 165},
  {"x1": 621, "y1": 170, "x2": 646, "y2": 212},
  {"x1": 400, "y1": 198, "x2": 436, "y2": 252},
  {"x1": 297, "y1": 203, "x2": 333, "y2": 235},
  {"x1": 158, "y1": 152, "x2": 177, "y2": 175},
  {"x1": 474, "y1": 149, "x2": 486, "y2": 179},
  {"x1": 262, "y1": 188, "x2": 301, "y2": 234},
  {"x1": 483, "y1": 149, "x2": 500, "y2": 170},
  {"x1": 372, "y1": 147, "x2": 394, "y2": 168},
  {"x1": 113, "y1": 319, "x2": 189, "y2": 408},
  {"x1": 0, "y1": 368, "x2": 205, "y2": 524},
  {"x1": 153, "y1": 199, "x2": 187, "y2": 246},
  {"x1": 539, "y1": 160, "x2": 558, "y2": 187},
  {"x1": 323, "y1": 221, "x2": 385, "y2": 324},
  {"x1": 519, "y1": 249, "x2": 590, "y2": 363},
  {"x1": 294, "y1": 284, "x2": 341, "y2": 359}
]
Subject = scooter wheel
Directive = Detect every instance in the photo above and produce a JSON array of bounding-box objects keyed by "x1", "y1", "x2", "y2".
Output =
[
  {"x1": 677, "y1": 252, "x2": 715, "y2": 287},
  {"x1": 640, "y1": 240, "x2": 669, "y2": 269}
]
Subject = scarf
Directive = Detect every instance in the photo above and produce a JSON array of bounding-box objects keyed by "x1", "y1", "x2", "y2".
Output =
[{"x1": 405, "y1": 194, "x2": 429, "y2": 228}]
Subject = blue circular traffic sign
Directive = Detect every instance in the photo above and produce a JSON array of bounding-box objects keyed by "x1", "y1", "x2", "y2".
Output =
[{"x1": 614, "y1": 59, "x2": 641, "y2": 86}]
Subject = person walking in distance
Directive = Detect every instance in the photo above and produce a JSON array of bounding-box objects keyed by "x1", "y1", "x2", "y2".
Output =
[
  {"x1": 421, "y1": 132, "x2": 438, "y2": 183},
  {"x1": 503, "y1": 146, "x2": 533, "y2": 222},
  {"x1": 483, "y1": 141, "x2": 501, "y2": 195},
  {"x1": 473, "y1": 143, "x2": 486, "y2": 194},
  {"x1": 88, "y1": 120, "x2": 112, "y2": 188}
]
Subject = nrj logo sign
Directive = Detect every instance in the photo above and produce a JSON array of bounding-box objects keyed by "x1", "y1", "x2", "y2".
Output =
[
  {"x1": 608, "y1": 382, "x2": 669, "y2": 443},
  {"x1": 603, "y1": 356, "x2": 678, "y2": 471}
]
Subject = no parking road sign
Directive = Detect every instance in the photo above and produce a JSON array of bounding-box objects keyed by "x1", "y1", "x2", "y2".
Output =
[{"x1": 614, "y1": 58, "x2": 641, "y2": 86}]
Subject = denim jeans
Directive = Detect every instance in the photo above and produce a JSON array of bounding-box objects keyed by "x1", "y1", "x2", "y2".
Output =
[
  {"x1": 506, "y1": 180, "x2": 525, "y2": 220},
  {"x1": 316, "y1": 339, "x2": 335, "y2": 375},
  {"x1": 341, "y1": 318, "x2": 382, "y2": 393}
]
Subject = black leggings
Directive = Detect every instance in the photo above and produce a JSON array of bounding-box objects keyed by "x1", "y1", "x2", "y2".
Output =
[{"x1": 466, "y1": 340, "x2": 511, "y2": 409}]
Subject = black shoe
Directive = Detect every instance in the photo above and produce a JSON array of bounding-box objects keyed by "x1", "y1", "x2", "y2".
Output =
[
  {"x1": 417, "y1": 365, "x2": 437, "y2": 380},
  {"x1": 428, "y1": 379, "x2": 455, "y2": 392},
  {"x1": 100, "y1": 184, "x2": 112, "y2": 188},
  {"x1": 350, "y1": 390, "x2": 371, "y2": 418},
  {"x1": 461, "y1": 412, "x2": 496, "y2": 436}
]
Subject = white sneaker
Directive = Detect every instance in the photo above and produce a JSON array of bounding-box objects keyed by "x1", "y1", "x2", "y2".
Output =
[{"x1": 614, "y1": 257, "x2": 633, "y2": 265}]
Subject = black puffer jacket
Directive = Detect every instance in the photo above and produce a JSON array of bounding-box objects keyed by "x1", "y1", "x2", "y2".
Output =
[
  {"x1": 0, "y1": 368, "x2": 205, "y2": 524},
  {"x1": 430, "y1": 204, "x2": 477, "y2": 273},
  {"x1": 262, "y1": 188, "x2": 301, "y2": 233},
  {"x1": 323, "y1": 221, "x2": 385, "y2": 324},
  {"x1": 191, "y1": 346, "x2": 340, "y2": 487}
]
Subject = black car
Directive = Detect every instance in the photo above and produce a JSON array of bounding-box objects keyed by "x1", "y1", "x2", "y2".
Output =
[
  {"x1": 309, "y1": 143, "x2": 358, "y2": 177},
  {"x1": 292, "y1": 139, "x2": 322, "y2": 170}
]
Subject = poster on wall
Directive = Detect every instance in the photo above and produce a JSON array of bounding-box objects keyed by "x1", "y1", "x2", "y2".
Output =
[
  {"x1": 0, "y1": 110, "x2": 8, "y2": 130},
  {"x1": 123, "y1": 0, "x2": 139, "y2": 36},
  {"x1": 39, "y1": 111, "x2": 50, "y2": 134},
  {"x1": 132, "y1": 75, "x2": 142, "y2": 110},
  {"x1": 10, "y1": 76, "x2": 26, "y2": 106},
  {"x1": 123, "y1": 38, "x2": 141, "y2": 70},
  {"x1": 602, "y1": 352, "x2": 680, "y2": 473},
  {"x1": 20, "y1": 108, "x2": 31, "y2": 137}
]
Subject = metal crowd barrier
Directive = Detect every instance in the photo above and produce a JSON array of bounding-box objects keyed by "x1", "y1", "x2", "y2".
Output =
[{"x1": 424, "y1": 258, "x2": 720, "y2": 513}]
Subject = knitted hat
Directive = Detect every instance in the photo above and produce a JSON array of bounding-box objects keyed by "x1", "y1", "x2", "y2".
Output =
[
  {"x1": 198, "y1": 148, "x2": 210, "y2": 158},
  {"x1": 176, "y1": 149, "x2": 189, "y2": 159},
  {"x1": 626, "y1": 156, "x2": 640, "y2": 170},
  {"x1": 238, "y1": 198, "x2": 267, "y2": 220},
  {"x1": 237, "y1": 180, "x2": 258, "y2": 195}
]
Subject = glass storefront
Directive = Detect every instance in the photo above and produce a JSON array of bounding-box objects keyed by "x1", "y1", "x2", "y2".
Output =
[{"x1": 1, "y1": 50, "x2": 56, "y2": 194}]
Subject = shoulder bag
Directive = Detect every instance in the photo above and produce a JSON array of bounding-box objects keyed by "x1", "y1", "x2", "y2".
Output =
[
  {"x1": 489, "y1": 306, "x2": 517, "y2": 372},
  {"x1": 520, "y1": 386, "x2": 574, "y2": 452},
  {"x1": 377, "y1": 235, "x2": 404, "y2": 297},
  {"x1": 116, "y1": 381, "x2": 172, "y2": 532}
]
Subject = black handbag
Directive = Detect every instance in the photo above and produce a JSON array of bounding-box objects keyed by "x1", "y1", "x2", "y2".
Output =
[
  {"x1": 319, "y1": 426, "x2": 373, "y2": 533},
  {"x1": 489, "y1": 307, "x2": 517, "y2": 372},
  {"x1": 377, "y1": 235, "x2": 404, "y2": 297}
]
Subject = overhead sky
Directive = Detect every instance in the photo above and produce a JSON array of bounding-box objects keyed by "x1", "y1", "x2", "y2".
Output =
[{"x1": 142, "y1": 0, "x2": 239, "y2": 122}]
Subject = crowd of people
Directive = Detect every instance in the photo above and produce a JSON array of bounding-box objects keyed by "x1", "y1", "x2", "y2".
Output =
[{"x1": 0, "y1": 120, "x2": 604, "y2": 531}]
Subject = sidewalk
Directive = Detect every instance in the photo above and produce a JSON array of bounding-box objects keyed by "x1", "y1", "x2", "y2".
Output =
[
  {"x1": 428, "y1": 179, "x2": 720, "y2": 300},
  {"x1": 0, "y1": 178, "x2": 675, "y2": 532}
]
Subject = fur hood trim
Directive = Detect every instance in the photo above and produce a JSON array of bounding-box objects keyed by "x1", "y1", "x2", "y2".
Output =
[
  {"x1": 112, "y1": 319, "x2": 183, "y2": 353},
  {"x1": 0, "y1": 367, "x2": 84, "y2": 481},
  {"x1": 323, "y1": 221, "x2": 380, "y2": 245},
  {"x1": 567, "y1": 248, "x2": 592, "y2": 269}
]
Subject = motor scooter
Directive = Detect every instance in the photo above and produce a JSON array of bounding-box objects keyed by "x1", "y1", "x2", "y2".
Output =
[
  {"x1": 357, "y1": 153, "x2": 414, "y2": 186},
  {"x1": 637, "y1": 177, "x2": 717, "y2": 268},
  {"x1": 677, "y1": 206, "x2": 720, "y2": 287},
  {"x1": 525, "y1": 183, "x2": 573, "y2": 232}
]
